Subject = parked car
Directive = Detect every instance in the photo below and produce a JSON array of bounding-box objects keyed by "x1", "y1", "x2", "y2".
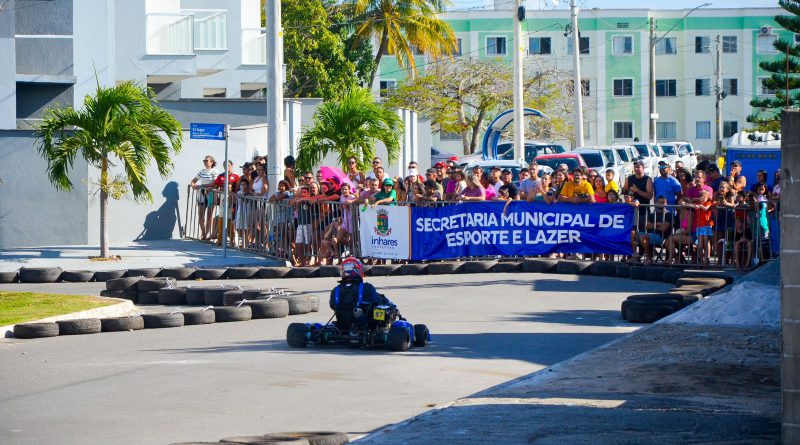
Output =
[
  {"x1": 661, "y1": 141, "x2": 698, "y2": 171},
  {"x1": 631, "y1": 142, "x2": 662, "y2": 177},
  {"x1": 612, "y1": 145, "x2": 636, "y2": 179},
  {"x1": 460, "y1": 141, "x2": 565, "y2": 165},
  {"x1": 573, "y1": 147, "x2": 624, "y2": 182},
  {"x1": 532, "y1": 153, "x2": 588, "y2": 176},
  {"x1": 431, "y1": 147, "x2": 458, "y2": 164},
  {"x1": 459, "y1": 159, "x2": 530, "y2": 182},
  {"x1": 599, "y1": 147, "x2": 631, "y2": 180}
]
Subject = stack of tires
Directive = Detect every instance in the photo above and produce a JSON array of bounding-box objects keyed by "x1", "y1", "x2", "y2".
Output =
[{"x1": 621, "y1": 274, "x2": 730, "y2": 323}]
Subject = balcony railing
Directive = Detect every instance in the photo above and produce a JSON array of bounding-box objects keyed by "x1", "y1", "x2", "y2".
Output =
[
  {"x1": 242, "y1": 28, "x2": 266, "y2": 65},
  {"x1": 192, "y1": 10, "x2": 227, "y2": 50},
  {"x1": 146, "y1": 13, "x2": 194, "y2": 55}
]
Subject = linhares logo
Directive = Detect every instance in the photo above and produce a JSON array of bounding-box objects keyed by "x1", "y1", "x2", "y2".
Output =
[{"x1": 374, "y1": 208, "x2": 392, "y2": 236}]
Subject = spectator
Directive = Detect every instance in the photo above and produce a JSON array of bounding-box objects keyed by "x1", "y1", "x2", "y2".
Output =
[
  {"x1": 749, "y1": 169, "x2": 773, "y2": 194},
  {"x1": 693, "y1": 189, "x2": 714, "y2": 265},
  {"x1": 518, "y1": 167, "x2": 531, "y2": 183},
  {"x1": 471, "y1": 165, "x2": 489, "y2": 188},
  {"x1": 315, "y1": 169, "x2": 324, "y2": 184},
  {"x1": 675, "y1": 167, "x2": 693, "y2": 194},
  {"x1": 366, "y1": 157, "x2": 383, "y2": 180},
  {"x1": 558, "y1": 167, "x2": 595, "y2": 203},
  {"x1": 345, "y1": 156, "x2": 366, "y2": 186},
  {"x1": 320, "y1": 182, "x2": 357, "y2": 265},
  {"x1": 593, "y1": 176, "x2": 608, "y2": 203},
  {"x1": 685, "y1": 170, "x2": 713, "y2": 205},
  {"x1": 653, "y1": 160, "x2": 682, "y2": 206},
  {"x1": 435, "y1": 162, "x2": 448, "y2": 188},
  {"x1": 551, "y1": 170, "x2": 567, "y2": 196},
  {"x1": 587, "y1": 169, "x2": 599, "y2": 184},
  {"x1": 773, "y1": 169, "x2": 781, "y2": 200},
  {"x1": 529, "y1": 173, "x2": 555, "y2": 203},
  {"x1": 733, "y1": 217, "x2": 753, "y2": 268},
  {"x1": 446, "y1": 159, "x2": 458, "y2": 171},
  {"x1": 416, "y1": 179, "x2": 443, "y2": 204},
  {"x1": 496, "y1": 169, "x2": 520, "y2": 201},
  {"x1": 636, "y1": 196, "x2": 674, "y2": 264},
  {"x1": 425, "y1": 168, "x2": 444, "y2": 195},
  {"x1": 356, "y1": 177, "x2": 380, "y2": 204},
  {"x1": 606, "y1": 189, "x2": 621, "y2": 203},
  {"x1": 622, "y1": 160, "x2": 654, "y2": 206},
  {"x1": 234, "y1": 175, "x2": 253, "y2": 248},
  {"x1": 518, "y1": 163, "x2": 541, "y2": 199},
  {"x1": 213, "y1": 161, "x2": 241, "y2": 246},
  {"x1": 268, "y1": 180, "x2": 294, "y2": 255},
  {"x1": 252, "y1": 163, "x2": 269, "y2": 197},
  {"x1": 485, "y1": 167, "x2": 504, "y2": 200},
  {"x1": 371, "y1": 177, "x2": 398, "y2": 206},
  {"x1": 374, "y1": 166, "x2": 387, "y2": 185},
  {"x1": 712, "y1": 181, "x2": 737, "y2": 265},
  {"x1": 291, "y1": 185, "x2": 316, "y2": 266},
  {"x1": 674, "y1": 160, "x2": 685, "y2": 173},
  {"x1": 458, "y1": 173, "x2": 486, "y2": 202},
  {"x1": 284, "y1": 155, "x2": 297, "y2": 189},
  {"x1": 706, "y1": 164, "x2": 724, "y2": 191},
  {"x1": 191, "y1": 155, "x2": 219, "y2": 240},
  {"x1": 557, "y1": 163, "x2": 569, "y2": 176},
  {"x1": 445, "y1": 169, "x2": 467, "y2": 200},
  {"x1": 754, "y1": 183, "x2": 771, "y2": 240},
  {"x1": 665, "y1": 196, "x2": 695, "y2": 264},
  {"x1": 728, "y1": 160, "x2": 747, "y2": 192}
]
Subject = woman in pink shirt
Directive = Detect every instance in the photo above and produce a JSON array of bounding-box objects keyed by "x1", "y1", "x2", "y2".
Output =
[{"x1": 458, "y1": 173, "x2": 486, "y2": 202}]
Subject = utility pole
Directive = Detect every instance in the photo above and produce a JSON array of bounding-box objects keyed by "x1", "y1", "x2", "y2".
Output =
[
  {"x1": 649, "y1": 17, "x2": 657, "y2": 144},
  {"x1": 571, "y1": 0, "x2": 584, "y2": 148},
  {"x1": 715, "y1": 35, "x2": 723, "y2": 158},
  {"x1": 266, "y1": 0, "x2": 284, "y2": 191},
  {"x1": 512, "y1": 0, "x2": 525, "y2": 162}
]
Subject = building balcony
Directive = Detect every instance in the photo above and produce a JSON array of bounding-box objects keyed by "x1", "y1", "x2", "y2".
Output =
[{"x1": 242, "y1": 28, "x2": 266, "y2": 65}]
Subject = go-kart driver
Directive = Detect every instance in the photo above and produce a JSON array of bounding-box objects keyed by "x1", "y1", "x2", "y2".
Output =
[{"x1": 329, "y1": 257, "x2": 394, "y2": 330}]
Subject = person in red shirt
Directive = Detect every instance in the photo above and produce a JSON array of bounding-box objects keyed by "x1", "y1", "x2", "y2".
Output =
[
  {"x1": 213, "y1": 161, "x2": 240, "y2": 246},
  {"x1": 693, "y1": 188, "x2": 714, "y2": 265}
]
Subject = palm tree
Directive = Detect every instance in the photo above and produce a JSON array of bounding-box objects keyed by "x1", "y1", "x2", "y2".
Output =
[
  {"x1": 36, "y1": 81, "x2": 183, "y2": 258},
  {"x1": 296, "y1": 87, "x2": 403, "y2": 173},
  {"x1": 342, "y1": 0, "x2": 457, "y2": 86}
]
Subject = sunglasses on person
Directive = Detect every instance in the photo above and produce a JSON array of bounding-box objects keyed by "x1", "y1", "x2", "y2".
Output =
[
  {"x1": 348, "y1": 161, "x2": 357, "y2": 165},
  {"x1": 304, "y1": 176, "x2": 313, "y2": 180},
  {"x1": 372, "y1": 161, "x2": 381, "y2": 165}
]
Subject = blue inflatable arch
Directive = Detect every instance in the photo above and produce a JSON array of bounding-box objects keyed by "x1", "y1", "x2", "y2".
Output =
[{"x1": 480, "y1": 108, "x2": 550, "y2": 160}]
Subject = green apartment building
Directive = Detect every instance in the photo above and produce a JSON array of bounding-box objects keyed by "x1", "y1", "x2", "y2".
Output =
[{"x1": 376, "y1": 6, "x2": 787, "y2": 153}]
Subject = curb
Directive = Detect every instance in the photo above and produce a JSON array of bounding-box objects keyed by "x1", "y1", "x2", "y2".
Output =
[{"x1": 1, "y1": 298, "x2": 136, "y2": 339}]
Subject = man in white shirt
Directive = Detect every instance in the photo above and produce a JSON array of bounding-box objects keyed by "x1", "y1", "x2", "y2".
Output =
[{"x1": 518, "y1": 162, "x2": 541, "y2": 199}]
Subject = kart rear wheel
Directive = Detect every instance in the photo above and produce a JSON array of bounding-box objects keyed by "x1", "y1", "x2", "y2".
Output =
[
  {"x1": 388, "y1": 325, "x2": 411, "y2": 352},
  {"x1": 287, "y1": 323, "x2": 310, "y2": 348},
  {"x1": 412, "y1": 324, "x2": 429, "y2": 347}
]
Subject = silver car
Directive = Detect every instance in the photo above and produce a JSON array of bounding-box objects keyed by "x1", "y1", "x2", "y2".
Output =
[{"x1": 573, "y1": 147, "x2": 623, "y2": 182}]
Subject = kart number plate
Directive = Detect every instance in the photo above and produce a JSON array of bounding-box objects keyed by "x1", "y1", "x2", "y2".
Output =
[{"x1": 373, "y1": 309, "x2": 385, "y2": 321}]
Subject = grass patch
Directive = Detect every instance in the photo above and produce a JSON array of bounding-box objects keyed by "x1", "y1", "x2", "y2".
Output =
[{"x1": 0, "y1": 292, "x2": 116, "y2": 325}]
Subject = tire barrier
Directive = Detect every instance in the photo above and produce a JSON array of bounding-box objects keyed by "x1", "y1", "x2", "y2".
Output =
[
  {"x1": 258, "y1": 267, "x2": 291, "y2": 278},
  {"x1": 226, "y1": 267, "x2": 260, "y2": 279},
  {"x1": 142, "y1": 313, "x2": 184, "y2": 329},
  {"x1": 287, "y1": 267, "x2": 319, "y2": 278},
  {"x1": 13, "y1": 322, "x2": 59, "y2": 339},
  {"x1": 427, "y1": 262, "x2": 464, "y2": 275},
  {"x1": 160, "y1": 267, "x2": 196, "y2": 280},
  {"x1": 194, "y1": 268, "x2": 228, "y2": 280},
  {"x1": 213, "y1": 305, "x2": 252, "y2": 322},
  {"x1": 522, "y1": 258, "x2": 558, "y2": 273},
  {"x1": 398, "y1": 263, "x2": 428, "y2": 276},
  {"x1": 369, "y1": 264, "x2": 400, "y2": 276},
  {"x1": 183, "y1": 309, "x2": 216, "y2": 325},
  {"x1": 243, "y1": 298, "x2": 290, "y2": 319},
  {"x1": 462, "y1": 260, "x2": 497, "y2": 274},
  {"x1": 555, "y1": 260, "x2": 592, "y2": 275},
  {"x1": 93, "y1": 270, "x2": 126, "y2": 282},
  {"x1": 56, "y1": 318, "x2": 102, "y2": 335},
  {"x1": 138, "y1": 291, "x2": 160, "y2": 305},
  {"x1": 61, "y1": 270, "x2": 95, "y2": 282},
  {"x1": 19, "y1": 267, "x2": 63, "y2": 283},
  {"x1": 158, "y1": 287, "x2": 188, "y2": 305},
  {"x1": 137, "y1": 277, "x2": 178, "y2": 292},
  {"x1": 101, "y1": 315, "x2": 145, "y2": 332},
  {"x1": 125, "y1": 268, "x2": 161, "y2": 278},
  {"x1": 0, "y1": 271, "x2": 20, "y2": 283},
  {"x1": 493, "y1": 261, "x2": 522, "y2": 272}
]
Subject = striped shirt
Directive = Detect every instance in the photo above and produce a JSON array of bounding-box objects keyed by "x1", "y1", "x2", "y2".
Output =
[{"x1": 194, "y1": 168, "x2": 219, "y2": 186}]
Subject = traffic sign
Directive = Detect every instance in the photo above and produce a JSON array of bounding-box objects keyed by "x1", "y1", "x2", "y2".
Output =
[{"x1": 190, "y1": 123, "x2": 226, "y2": 140}]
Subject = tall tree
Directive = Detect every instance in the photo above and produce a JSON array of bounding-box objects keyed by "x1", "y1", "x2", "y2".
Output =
[
  {"x1": 296, "y1": 87, "x2": 403, "y2": 173},
  {"x1": 748, "y1": 1, "x2": 800, "y2": 132},
  {"x1": 340, "y1": 0, "x2": 458, "y2": 86},
  {"x1": 36, "y1": 81, "x2": 182, "y2": 258}
]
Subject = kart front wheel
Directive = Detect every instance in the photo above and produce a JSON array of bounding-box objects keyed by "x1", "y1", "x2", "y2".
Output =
[
  {"x1": 286, "y1": 323, "x2": 309, "y2": 348},
  {"x1": 413, "y1": 324, "x2": 429, "y2": 347},
  {"x1": 388, "y1": 325, "x2": 411, "y2": 352}
]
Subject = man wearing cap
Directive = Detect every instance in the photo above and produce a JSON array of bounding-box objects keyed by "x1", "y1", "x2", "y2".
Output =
[
  {"x1": 370, "y1": 177, "x2": 397, "y2": 206},
  {"x1": 653, "y1": 160, "x2": 682, "y2": 206},
  {"x1": 485, "y1": 166, "x2": 504, "y2": 199},
  {"x1": 558, "y1": 167, "x2": 595, "y2": 203},
  {"x1": 728, "y1": 160, "x2": 747, "y2": 192},
  {"x1": 622, "y1": 160, "x2": 654, "y2": 205},
  {"x1": 518, "y1": 163, "x2": 541, "y2": 200},
  {"x1": 425, "y1": 168, "x2": 444, "y2": 195},
  {"x1": 496, "y1": 169, "x2": 520, "y2": 200}
]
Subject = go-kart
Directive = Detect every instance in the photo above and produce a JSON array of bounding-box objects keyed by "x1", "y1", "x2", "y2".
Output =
[{"x1": 286, "y1": 302, "x2": 430, "y2": 351}]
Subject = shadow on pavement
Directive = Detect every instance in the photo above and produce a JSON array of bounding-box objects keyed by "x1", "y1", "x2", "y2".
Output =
[{"x1": 504, "y1": 309, "x2": 624, "y2": 327}]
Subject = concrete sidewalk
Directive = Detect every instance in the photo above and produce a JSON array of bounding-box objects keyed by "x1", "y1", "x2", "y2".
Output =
[{"x1": 0, "y1": 239, "x2": 285, "y2": 272}]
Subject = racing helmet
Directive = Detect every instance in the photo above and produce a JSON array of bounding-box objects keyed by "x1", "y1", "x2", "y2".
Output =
[{"x1": 341, "y1": 257, "x2": 364, "y2": 280}]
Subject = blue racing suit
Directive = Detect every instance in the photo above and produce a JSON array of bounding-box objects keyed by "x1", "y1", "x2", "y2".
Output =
[{"x1": 329, "y1": 279, "x2": 393, "y2": 329}]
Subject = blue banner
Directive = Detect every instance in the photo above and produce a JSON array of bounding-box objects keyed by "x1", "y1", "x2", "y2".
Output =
[
  {"x1": 190, "y1": 123, "x2": 226, "y2": 140},
  {"x1": 410, "y1": 202, "x2": 634, "y2": 260}
]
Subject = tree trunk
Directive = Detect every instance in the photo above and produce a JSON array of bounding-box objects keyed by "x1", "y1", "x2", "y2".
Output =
[
  {"x1": 457, "y1": 103, "x2": 470, "y2": 154},
  {"x1": 100, "y1": 156, "x2": 110, "y2": 258},
  {"x1": 470, "y1": 109, "x2": 486, "y2": 155},
  {"x1": 369, "y1": 26, "x2": 390, "y2": 88}
]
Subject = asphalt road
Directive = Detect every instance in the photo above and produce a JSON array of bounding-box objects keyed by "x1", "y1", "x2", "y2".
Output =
[{"x1": 0, "y1": 273, "x2": 670, "y2": 445}]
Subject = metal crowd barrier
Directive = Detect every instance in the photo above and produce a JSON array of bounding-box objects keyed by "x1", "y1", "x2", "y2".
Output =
[{"x1": 184, "y1": 186, "x2": 776, "y2": 270}]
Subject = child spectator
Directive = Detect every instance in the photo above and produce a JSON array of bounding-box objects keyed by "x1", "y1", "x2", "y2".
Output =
[
  {"x1": 733, "y1": 217, "x2": 753, "y2": 268},
  {"x1": 693, "y1": 189, "x2": 714, "y2": 265},
  {"x1": 416, "y1": 179, "x2": 442, "y2": 204},
  {"x1": 604, "y1": 169, "x2": 619, "y2": 194}
]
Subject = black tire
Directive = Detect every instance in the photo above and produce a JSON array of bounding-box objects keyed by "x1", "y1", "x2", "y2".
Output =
[
  {"x1": 183, "y1": 309, "x2": 216, "y2": 325},
  {"x1": 666, "y1": 293, "x2": 701, "y2": 307},
  {"x1": 671, "y1": 285, "x2": 717, "y2": 297},
  {"x1": 463, "y1": 261, "x2": 497, "y2": 273},
  {"x1": 555, "y1": 260, "x2": 592, "y2": 275},
  {"x1": 399, "y1": 264, "x2": 428, "y2": 276},
  {"x1": 204, "y1": 286, "x2": 237, "y2": 306},
  {"x1": 493, "y1": 262, "x2": 521, "y2": 273},
  {"x1": 61, "y1": 270, "x2": 95, "y2": 282},
  {"x1": 317, "y1": 265, "x2": 341, "y2": 278},
  {"x1": 99, "y1": 290, "x2": 138, "y2": 302},
  {"x1": 522, "y1": 258, "x2": 558, "y2": 273},
  {"x1": 625, "y1": 303, "x2": 675, "y2": 323},
  {"x1": 13, "y1": 322, "x2": 59, "y2": 339},
  {"x1": 265, "y1": 432, "x2": 349, "y2": 445},
  {"x1": 615, "y1": 265, "x2": 631, "y2": 278},
  {"x1": 628, "y1": 266, "x2": 648, "y2": 280},
  {"x1": 106, "y1": 277, "x2": 142, "y2": 291},
  {"x1": 159, "y1": 267, "x2": 195, "y2": 280},
  {"x1": 142, "y1": 313, "x2": 184, "y2": 329},
  {"x1": 19, "y1": 267, "x2": 63, "y2": 283},
  {"x1": 676, "y1": 277, "x2": 728, "y2": 288},
  {"x1": 137, "y1": 277, "x2": 178, "y2": 292},
  {"x1": 158, "y1": 287, "x2": 187, "y2": 305},
  {"x1": 644, "y1": 267, "x2": 669, "y2": 282},
  {"x1": 275, "y1": 295, "x2": 313, "y2": 315},
  {"x1": 101, "y1": 316, "x2": 145, "y2": 332},
  {"x1": 590, "y1": 262, "x2": 617, "y2": 276},
  {"x1": 413, "y1": 324, "x2": 429, "y2": 347},
  {"x1": 624, "y1": 296, "x2": 681, "y2": 311},
  {"x1": 223, "y1": 290, "x2": 246, "y2": 306},
  {"x1": 258, "y1": 267, "x2": 291, "y2": 278},
  {"x1": 0, "y1": 271, "x2": 19, "y2": 283},
  {"x1": 288, "y1": 267, "x2": 319, "y2": 278},
  {"x1": 370, "y1": 264, "x2": 400, "y2": 276},
  {"x1": 94, "y1": 270, "x2": 126, "y2": 282},
  {"x1": 362, "y1": 265, "x2": 373, "y2": 276},
  {"x1": 126, "y1": 268, "x2": 161, "y2": 278},
  {"x1": 194, "y1": 268, "x2": 228, "y2": 280},
  {"x1": 56, "y1": 318, "x2": 102, "y2": 335},
  {"x1": 680, "y1": 271, "x2": 734, "y2": 284},
  {"x1": 185, "y1": 287, "x2": 208, "y2": 305},
  {"x1": 226, "y1": 267, "x2": 260, "y2": 279},
  {"x1": 427, "y1": 262, "x2": 463, "y2": 275},
  {"x1": 213, "y1": 305, "x2": 252, "y2": 322},
  {"x1": 221, "y1": 436, "x2": 309, "y2": 445},
  {"x1": 287, "y1": 323, "x2": 310, "y2": 348},
  {"x1": 661, "y1": 269, "x2": 684, "y2": 284},
  {"x1": 388, "y1": 325, "x2": 411, "y2": 351},
  {"x1": 138, "y1": 291, "x2": 160, "y2": 305},
  {"x1": 242, "y1": 288, "x2": 286, "y2": 299},
  {"x1": 245, "y1": 298, "x2": 290, "y2": 319}
]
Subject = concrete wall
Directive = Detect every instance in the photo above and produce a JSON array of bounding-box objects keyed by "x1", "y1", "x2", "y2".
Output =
[{"x1": 0, "y1": 131, "x2": 89, "y2": 248}]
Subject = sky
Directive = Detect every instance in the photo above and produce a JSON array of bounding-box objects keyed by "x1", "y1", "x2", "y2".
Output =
[{"x1": 449, "y1": 0, "x2": 780, "y2": 11}]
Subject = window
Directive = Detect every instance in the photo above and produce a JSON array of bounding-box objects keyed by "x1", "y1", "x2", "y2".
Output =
[
  {"x1": 695, "y1": 36, "x2": 710, "y2": 53},
  {"x1": 723, "y1": 78, "x2": 738, "y2": 96},
  {"x1": 657, "y1": 122, "x2": 677, "y2": 140},
  {"x1": 722, "y1": 36, "x2": 737, "y2": 53},
  {"x1": 612, "y1": 36, "x2": 633, "y2": 55},
  {"x1": 656, "y1": 79, "x2": 677, "y2": 97},
  {"x1": 486, "y1": 37, "x2": 507, "y2": 55},
  {"x1": 613, "y1": 121, "x2": 634, "y2": 139},
  {"x1": 723, "y1": 121, "x2": 738, "y2": 138},
  {"x1": 696, "y1": 121, "x2": 711, "y2": 139},
  {"x1": 379, "y1": 80, "x2": 397, "y2": 97},
  {"x1": 203, "y1": 88, "x2": 226, "y2": 98},
  {"x1": 567, "y1": 36, "x2": 590, "y2": 54},
  {"x1": 613, "y1": 78, "x2": 633, "y2": 97},
  {"x1": 529, "y1": 37, "x2": 551, "y2": 55},
  {"x1": 695, "y1": 78, "x2": 710, "y2": 96},
  {"x1": 617, "y1": 22, "x2": 629, "y2": 29},
  {"x1": 759, "y1": 76, "x2": 777, "y2": 96},
  {"x1": 456, "y1": 38, "x2": 462, "y2": 56},
  {"x1": 757, "y1": 35, "x2": 777, "y2": 54},
  {"x1": 655, "y1": 37, "x2": 677, "y2": 55}
]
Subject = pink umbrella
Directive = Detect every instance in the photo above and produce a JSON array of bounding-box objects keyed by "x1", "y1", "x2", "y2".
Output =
[{"x1": 320, "y1": 166, "x2": 355, "y2": 191}]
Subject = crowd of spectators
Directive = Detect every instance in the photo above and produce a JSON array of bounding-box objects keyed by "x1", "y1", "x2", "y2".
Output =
[{"x1": 190, "y1": 152, "x2": 781, "y2": 268}]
